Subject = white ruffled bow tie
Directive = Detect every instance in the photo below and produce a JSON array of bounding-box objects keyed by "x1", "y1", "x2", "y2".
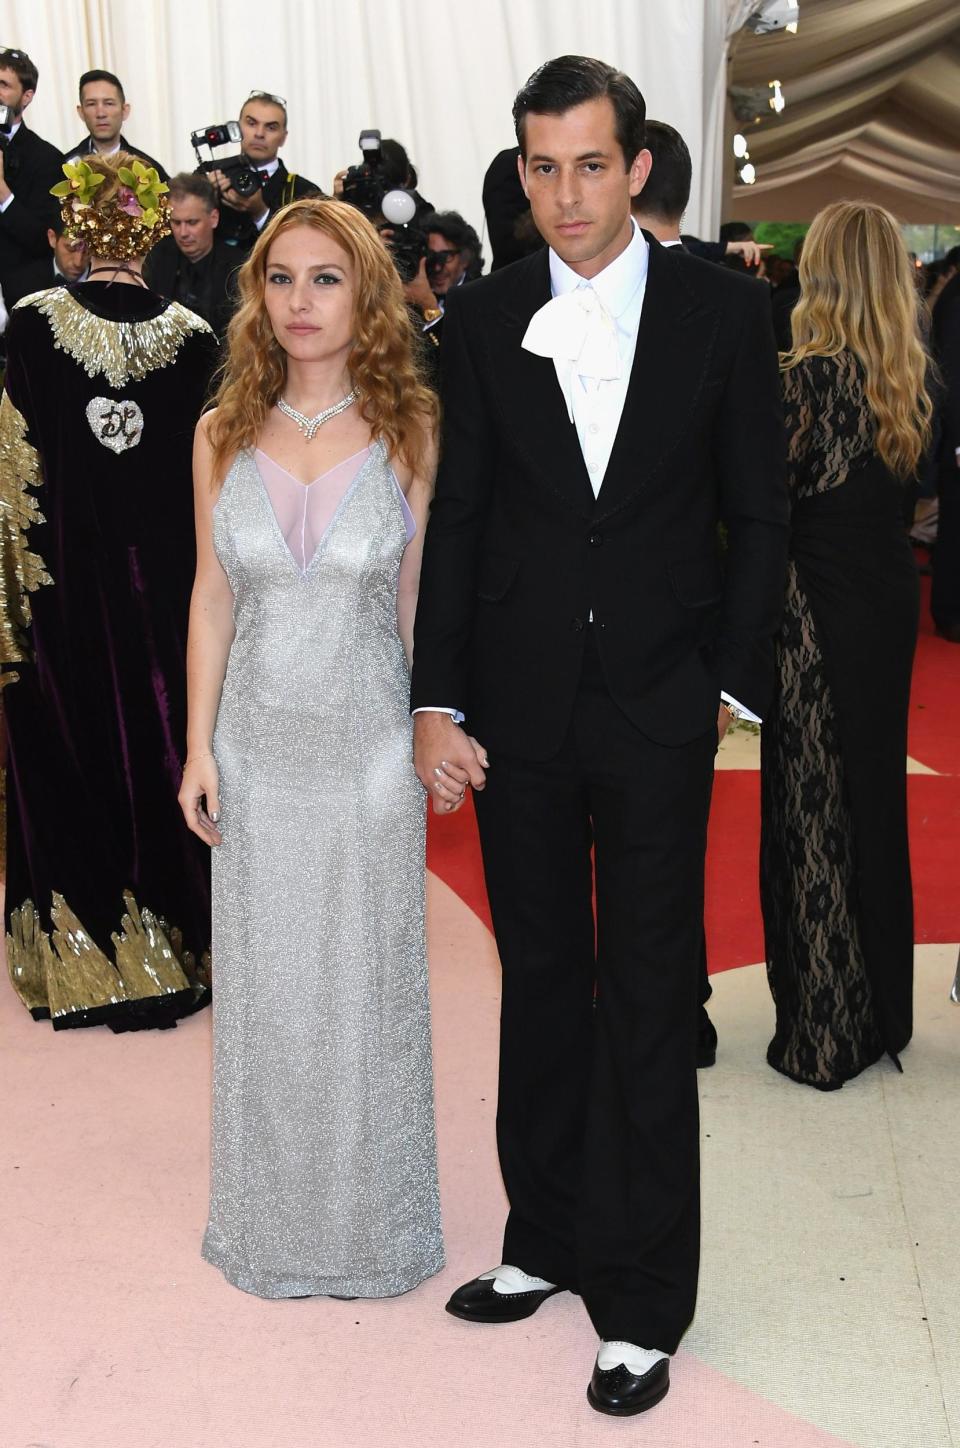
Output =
[{"x1": 521, "y1": 285, "x2": 622, "y2": 421}]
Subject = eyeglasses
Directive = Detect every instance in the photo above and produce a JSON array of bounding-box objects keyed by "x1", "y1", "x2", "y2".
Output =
[
  {"x1": 427, "y1": 249, "x2": 460, "y2": 267},
  {"x1": 0, "y1": 47, "x2": 26, "y2": 59},
  {"x1": 245, "y1": 89, "x2": 287, "y2": 110}
]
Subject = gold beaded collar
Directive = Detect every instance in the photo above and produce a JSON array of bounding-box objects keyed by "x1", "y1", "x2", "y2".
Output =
[{"x1": 18, "y1": 287, "x2": 213, "y2": 389}]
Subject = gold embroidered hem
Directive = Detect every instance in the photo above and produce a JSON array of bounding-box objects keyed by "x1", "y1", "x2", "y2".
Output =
[
  {"x1": 6, "y1": 891, "x2": 211, "y2": 1031},
  {"x1": 0, "y1": 393, "x2": 53, "y2": 667},
  {"x1": 18, "y1": 287, "x2": 214, "y2": 389}
]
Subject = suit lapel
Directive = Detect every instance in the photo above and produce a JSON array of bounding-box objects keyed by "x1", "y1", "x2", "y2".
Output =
[
  {"x1": 486, "y1": 250, "x2": 597, "y2": 517},
  {"x1": 594, "y1": 235, "x2": 719, "y2": 520}
]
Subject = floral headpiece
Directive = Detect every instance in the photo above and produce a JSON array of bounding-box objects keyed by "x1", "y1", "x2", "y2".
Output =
[{"x1": 51, "y1": 158, "x2": 172, "y2": 261}]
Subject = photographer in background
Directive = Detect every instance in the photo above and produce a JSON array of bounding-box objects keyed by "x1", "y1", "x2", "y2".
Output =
[
  {"x1": 211, "y1": 90, "x2": 322, "y2": 249},
  {"x1": 422, "y1": 209, "x2": 484, "y2": 306},
  {"x1": 64, "y1": 70, "x2": 168, "y2": 180},
  {"x1": 0, "y1": 48, "x2": 63, "y2": 297},
  {"x1": 3, "y1": 213, "x2": 89, "y2": 309},
  {"x1": 143, "y1": 173, "x2": 238, "y2": 341}
]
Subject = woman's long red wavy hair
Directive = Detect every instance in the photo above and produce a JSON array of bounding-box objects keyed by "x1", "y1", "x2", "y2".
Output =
[{"x1": 208, "y1": 197, "x2": 437, "y2": 481}]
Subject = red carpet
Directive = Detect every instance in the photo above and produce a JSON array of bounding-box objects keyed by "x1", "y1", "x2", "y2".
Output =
[{"x1": 427, "y1": 585, "x2": 960, "y2": 972}]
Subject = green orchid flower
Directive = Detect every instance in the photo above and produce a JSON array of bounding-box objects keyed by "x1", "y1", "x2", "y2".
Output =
[{"x1": 50, "y1": 159, "x2": 106, "y2": 205}]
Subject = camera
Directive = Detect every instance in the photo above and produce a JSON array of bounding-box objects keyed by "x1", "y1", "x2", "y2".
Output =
[
  {"x1": 190, "y1": 121, "x2": 265, "y2": 200},
  {"x1": 341, "y1": 128, "x2": 426, "y2": 284},
  {"x1": 0, "y1": 104, "x2": 13, "y2": 140}
]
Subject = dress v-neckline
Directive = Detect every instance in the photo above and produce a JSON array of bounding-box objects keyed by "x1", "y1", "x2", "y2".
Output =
[
  {"x1": 249, "y1": 442, "x2": 380, "y2": 578},
  {"x1": 253, "y1": 444, "x2": 372, "y2": 489}
]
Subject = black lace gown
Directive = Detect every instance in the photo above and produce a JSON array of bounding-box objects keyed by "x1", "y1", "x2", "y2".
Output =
[{"x1": 760, "y1": 352, "x2": 918, "y2": 1090}]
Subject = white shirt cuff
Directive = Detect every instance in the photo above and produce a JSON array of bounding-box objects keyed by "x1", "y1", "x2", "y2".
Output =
[
  {"x1": 721, "y1": 691, "x2": 761, "y2": 725},
  {"x1": 412, "y1": 706, "x2": 465, "y2": 724},
  {"x1": 0, "y1": 193, "x2": 14, "y2": 214}
]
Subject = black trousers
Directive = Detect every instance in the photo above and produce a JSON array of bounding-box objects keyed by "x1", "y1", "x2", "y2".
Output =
[{"x1": 473, "y1": 629, "x2": 716, "y2": 1353}]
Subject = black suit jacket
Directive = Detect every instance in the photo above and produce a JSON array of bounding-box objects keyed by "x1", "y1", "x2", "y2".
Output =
[
  {"x1": 411, "y1": 235, "x2": 789, "y2": 756},
  {"x1": 215, "y1": 158, "x2": 323, "y2": 249},
  {"x1": 63, "y1": 135, "x2": 170, "y2": 182},
  {"x1": 3, "y1": 255, "x2": 59, "y2": 310},
  {"x1": 0, "y1": 125, "x2": 64, "y2": 291},
  {"x1": 143, "y1": 234, "x2": 240, "y2": 339}
]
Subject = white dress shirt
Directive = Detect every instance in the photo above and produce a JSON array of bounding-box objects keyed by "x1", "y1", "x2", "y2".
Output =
[{"x1": 539, "y1": 219, "x2": 648, "y2": 495}]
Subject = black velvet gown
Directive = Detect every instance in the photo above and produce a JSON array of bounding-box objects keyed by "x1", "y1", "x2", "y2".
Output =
[
  {"x1": 760, "y1": 351, "x2": 918, "y2": 1089},
  {"x1": 0, "y1": 280, "x2": 217, "y2": 1029}
]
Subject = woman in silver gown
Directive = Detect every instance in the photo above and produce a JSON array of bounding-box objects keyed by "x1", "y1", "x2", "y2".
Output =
[{"x1": 179, "y1": 198, "x2": 448, "y2": 1298}]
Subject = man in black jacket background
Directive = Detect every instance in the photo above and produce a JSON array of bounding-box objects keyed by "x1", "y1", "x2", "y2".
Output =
[
  {"x1": 0, "y1": 48, "x2": 63, "y2": 298},
  {"x1": 3, "y1": 213, "x2": 89, "y2": 309},
  {"x1": 144, "y1": 173, "x2": 239, "y2": 341},
  {"x1": 63, "y1": 69, "x2": 169, "y2": 180},
  {"x1": 209, "y1": 90, "x2": 322, "y2": 251}
]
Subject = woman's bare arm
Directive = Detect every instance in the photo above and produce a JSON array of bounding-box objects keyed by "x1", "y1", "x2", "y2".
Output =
[{"x1": 178, "y1": 412, "x2": 236, "y2": 845}]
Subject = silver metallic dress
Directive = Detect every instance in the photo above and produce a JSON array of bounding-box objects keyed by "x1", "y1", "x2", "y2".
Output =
[{"x1": 202, "y1": 440, "x2": 443, "y2": 1298}]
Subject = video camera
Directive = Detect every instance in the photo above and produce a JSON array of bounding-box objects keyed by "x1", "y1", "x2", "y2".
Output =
[
  {"x1": 341, "y1": 129, "x2": 426, "y2": 284},
  {"x1": 191, "y1": 121, "x2": 265, "y2": 200}
]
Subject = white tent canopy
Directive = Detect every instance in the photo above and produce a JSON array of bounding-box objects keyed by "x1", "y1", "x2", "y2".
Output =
[{"x1": 728, "y1": 0, "x2": 960, "y2": 222}]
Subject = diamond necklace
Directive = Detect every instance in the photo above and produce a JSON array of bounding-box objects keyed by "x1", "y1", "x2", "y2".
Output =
[{"x1": 277, "y1": 388, "x2": 358, "y2": 441}]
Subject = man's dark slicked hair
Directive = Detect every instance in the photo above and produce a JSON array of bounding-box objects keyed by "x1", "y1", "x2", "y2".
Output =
[
  {"x1": 633, "y1": 120, "x2": 692, "y2": 224},
  {"x1": 79, "y1": 69, "x2": 125, "y2": 102},
  {"x1": 512, "y1": 55, "x2": 646, "y2": 169}
]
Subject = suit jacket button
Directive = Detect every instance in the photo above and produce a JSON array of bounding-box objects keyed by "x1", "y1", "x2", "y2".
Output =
[
  {"x1": 589, "y1": 533, "x2": 603, "y2": 546},
  {"x1": 571, "y1": 617, "x2": 584, "y2": 631}
]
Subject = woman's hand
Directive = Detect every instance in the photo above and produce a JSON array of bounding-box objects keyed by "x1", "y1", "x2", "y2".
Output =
[{"x1": 179, "y1": 752, "x2": 223, "y2": 846}]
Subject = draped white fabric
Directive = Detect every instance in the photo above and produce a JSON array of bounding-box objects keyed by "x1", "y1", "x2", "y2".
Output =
[
  {"x1": 728, "y1": 0, "x2": 960, "y2": 221},
  {"x1": 6, "y1": 0, "x2": 741, "y2": 242}
]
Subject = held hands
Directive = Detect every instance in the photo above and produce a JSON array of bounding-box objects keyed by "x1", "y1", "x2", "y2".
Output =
[
  {"x1": 414, "y1": 712, "x2": 488, "y2": 815},
  {"x1": 178, "y1": 752, "x2": 223, "y2": 847}
]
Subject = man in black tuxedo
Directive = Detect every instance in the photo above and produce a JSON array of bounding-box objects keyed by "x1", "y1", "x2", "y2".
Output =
[
  {"x1": 0, "y1": 48, "x2": 63, "y2": 298},
  {"x1": 209, "y1": 91, "x2": 322, "y2": 251},
  {"x1": 411, "y1": 56, "x2": 788, "y2": 1416},
  {"x1": 143, "y1": 173, "x2": 239, "y2": 341},
  {"x1": 63, "y1": 70, "x2": 168, "y2": 180},
  {"x1": 3, "y1": 213, "x2": 89, "y2": 309}
]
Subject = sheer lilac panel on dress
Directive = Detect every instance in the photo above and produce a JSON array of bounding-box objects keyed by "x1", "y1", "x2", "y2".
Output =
[{"x1": 254, "y1": 445, "x2": 416, "y2": 575}]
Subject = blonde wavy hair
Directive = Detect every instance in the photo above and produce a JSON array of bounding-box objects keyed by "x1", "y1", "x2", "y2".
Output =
[
  {"x1": 208, "y1": 197, "x2": 437, "y2": 481},
  {"x1": 782, "y1": 201, "x2": 932, "y2": 479}
]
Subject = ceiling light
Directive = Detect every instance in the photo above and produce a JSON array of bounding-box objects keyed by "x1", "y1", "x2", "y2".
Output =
[
  {"x1": 769, "y1": 80, "x2": 786, "y2": 113},
  {"x1": 739, "y1": 163, "x2": 757, "y2": 185},
  {"x1": 733, "y1": 133, "x2": 749, "y2": 158}
]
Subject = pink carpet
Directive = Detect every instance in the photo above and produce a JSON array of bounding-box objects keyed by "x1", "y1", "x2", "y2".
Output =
[{"x1": 0, "y1": 877, "x2": 860, "y2": 1448}]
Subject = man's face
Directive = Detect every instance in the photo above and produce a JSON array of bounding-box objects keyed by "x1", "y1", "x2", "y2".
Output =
[
  {"x1": 0, "y1": 68, "x2": 30, "y2": 119},
  {"x1": 77, "y1": 82, "x2": 129, "y2": 146},
  {"x1": 239, "y1": 101, "x2": 287, "y2": 165},
  {"x1": 519, "y1": 97, "x2": 650, "y2": 278},
  {"x1": 427, "y1": 233, "x2": 467, "y2": 296},
  {"x1": 170, "y1": 194, "x2": 219, "y2": 261},
  {"x1": 48, "y1": 229, "x2": 88, "y2": 281}
]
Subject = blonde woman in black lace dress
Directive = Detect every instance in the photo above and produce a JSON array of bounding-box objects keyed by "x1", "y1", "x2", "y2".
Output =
[{"x1": 761, "y1": 201, "x2": 933, "y2": 1090}]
